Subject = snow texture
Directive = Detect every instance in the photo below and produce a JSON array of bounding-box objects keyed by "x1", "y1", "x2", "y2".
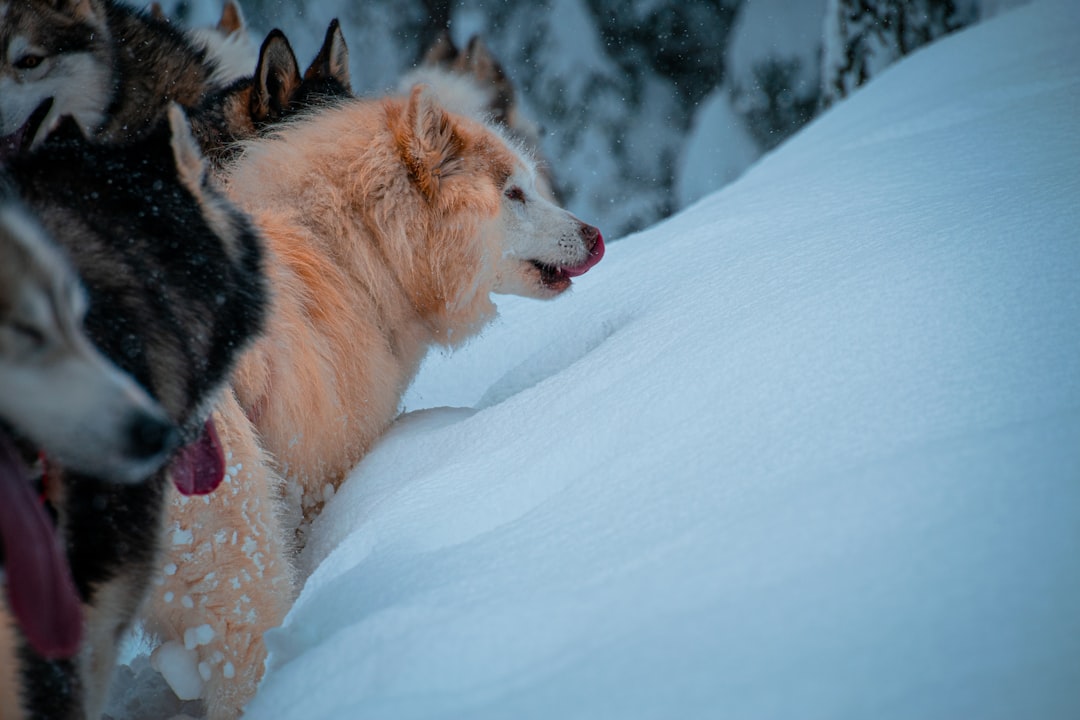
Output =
[{"x1": 110, "y1": 0, "x2": 1080, "y2": 717}]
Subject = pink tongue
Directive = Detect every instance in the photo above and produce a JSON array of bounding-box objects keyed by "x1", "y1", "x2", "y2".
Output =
[
  {"x1": 563, "y1": 232, "x2": 605, "y2": 278},
  {"x1": 171, "y1": 418, "x2": 225, "y2": 496},
  {"x1": 0, "y1": 434, "x2": 82, "y2": 659}
]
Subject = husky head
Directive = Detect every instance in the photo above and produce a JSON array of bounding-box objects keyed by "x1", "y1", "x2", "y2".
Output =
[
  {"x1": 0, "y1": 178, "x2": 178, "y2": 483},
  {"x1": 395, "y1": 85, "x2": 603, "y2": 306},
  {"x1": 190, "y1": 22, "x2": 352, "y2": 167},
  {"x1": 0, "y1": 0, "x2": 113, "y2": 148},
  {"x1": 8, "y1": 105, "x2": 267, "y2": 499}
]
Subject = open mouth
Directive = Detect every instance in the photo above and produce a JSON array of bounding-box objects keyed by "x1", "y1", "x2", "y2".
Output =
[
  {"x1": 532, "y1": 260, "x2": 575, "y2": 291},
  {"x1": 531, "y1": 230, "x2": 606, "y2": 291},
  {"x1": 0, "y1": 98, "x2": 54, "y2": 162},
  {"x1": 0, "y1": 428, "x2": 83, "y2": 659}
]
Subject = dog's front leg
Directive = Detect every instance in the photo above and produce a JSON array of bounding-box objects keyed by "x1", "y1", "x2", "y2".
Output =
[
  {"x1": 145, "y1": 391, "x2": 295, "y2": 720},
  {"x1": 25, "y1": 471, "x2": 169, "y2": 720}
]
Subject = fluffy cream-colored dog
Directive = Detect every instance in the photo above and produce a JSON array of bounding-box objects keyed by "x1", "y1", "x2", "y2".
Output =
[{"x1": 146, "y1": 86, "x2": 603, "y2": 718}]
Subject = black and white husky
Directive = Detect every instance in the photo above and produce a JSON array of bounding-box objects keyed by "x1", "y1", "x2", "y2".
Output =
[
  {"x1": 0, "y1": 176, "x2": 177, "y2": 483},
  {"x1": 0, "y1": 173, "x2": 179, "y2": 720},
  {"x1": 1, "y1": 105, "x2": 267, "y2": 720},
  {"x1": 0, "y1": 0, "x2": 225, "y2": 149}
]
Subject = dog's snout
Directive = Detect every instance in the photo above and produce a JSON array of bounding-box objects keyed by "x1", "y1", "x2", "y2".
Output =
[
  {"x1": 579, "y1": 223, "x2": 600, "y2": 251},
  {"x1": 127, "y1": 412, "x2": 180, "y2": 461}
]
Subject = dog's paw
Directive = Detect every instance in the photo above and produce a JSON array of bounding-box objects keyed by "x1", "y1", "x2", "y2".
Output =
[{"x1": 151, "y1": 640, "x2": 204, "y2": 701}]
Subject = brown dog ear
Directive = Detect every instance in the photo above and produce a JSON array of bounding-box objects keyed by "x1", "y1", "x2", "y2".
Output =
[
  {"x1": 148, "y1": 2, "x2": 167, "y2": 21},
  {"x1": 396, "y1": 85, "x2": 464, "y2": 200},
  {"x1": 304, "y1": 19, "x2": 351, "y2": 91},
  {"x1": 421, "y1": 30, "x2": 458, "y2": 67},
  {"x1": 218, "y1": 0, "x2": 244, "y2": 35},
  {"x1": 250, "y1": 30, "x2": 301, "y2": 123}
]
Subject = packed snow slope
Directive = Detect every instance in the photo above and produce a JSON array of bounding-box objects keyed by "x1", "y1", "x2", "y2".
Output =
[{"x1": 244, "y1": 2, "x2": 1080, "y2": 718}]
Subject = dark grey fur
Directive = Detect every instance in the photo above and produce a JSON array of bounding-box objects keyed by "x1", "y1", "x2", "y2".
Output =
[{"x1": 3, "y1": 115, "x2": 266, "y2": 719}]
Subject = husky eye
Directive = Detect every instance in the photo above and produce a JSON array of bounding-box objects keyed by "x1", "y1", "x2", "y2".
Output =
[
  {"x1": 504, "y1": 186, "x2": 526, "y2": 204},
  {"x1": 14, "y1": 54, "x2": 45, "y2": 71}
]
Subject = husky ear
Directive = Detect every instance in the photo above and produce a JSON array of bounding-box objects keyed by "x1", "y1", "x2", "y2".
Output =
[
  {"x1": 148, "y1": 2, "x2": 167, "y2": 21},
  {"x1": 250, "y1": 30, "x2": 301, "y2": 123},
  {"x1": 218, "y1": 1, "x2": 245, "y2": 35},
  {"x1": 304, "y1": 19, "x2": 351, "y2": 91},
  {"x1": 459, "y1": 36, "x2": 502, "y2": 81},
  {"x1": 420, "y1": 30, "x2": 458, "y2": 67},
  {"x1": 167, "y1": 104, "x2": 207, "y2": 196},
  {"x1": 460, "y1": 36, "x2": 513, "y2": 124},
  {"x1": 396, "y1": 85, "x2": 464, "y2": 201}
]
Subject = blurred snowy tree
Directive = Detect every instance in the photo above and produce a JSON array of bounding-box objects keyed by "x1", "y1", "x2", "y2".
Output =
[
  {"x1": 821, "y1": 0, "x2": 979, "y2": 107},
  {"x1": 741, "y1": 57, "x2": 819, "y2": 150},
  {"x1": 586, "y1": 0, "x2": 741, "y2": 111}
]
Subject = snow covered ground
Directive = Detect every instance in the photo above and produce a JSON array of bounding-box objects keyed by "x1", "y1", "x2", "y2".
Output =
[{"x1": 109, "y1": 0, "x2": 1080, "y2": 717}]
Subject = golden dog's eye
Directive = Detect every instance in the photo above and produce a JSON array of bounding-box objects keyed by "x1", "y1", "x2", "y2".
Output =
[
  {"x1": 15, "y1": 54, "x2": 45, "y2": 70},
  {"x1": 504, "y1": 186, "x2": 526, "y2": 203}
]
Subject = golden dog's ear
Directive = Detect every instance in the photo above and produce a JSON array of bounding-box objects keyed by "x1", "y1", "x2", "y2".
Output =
[
  {"x1": 250, "y1": 30, "x2": 301, "y2": 123},
  {"x1": 396, "y1": 85, "x2": 464, "y2": 201},
  {"x1": 305, "y1": 19, "x2": 351, "y2": 91}
]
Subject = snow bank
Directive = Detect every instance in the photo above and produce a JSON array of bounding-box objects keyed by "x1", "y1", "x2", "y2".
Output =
[{"x1": 112, "y1": 0, "x2": 1080, "y2": 717}]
